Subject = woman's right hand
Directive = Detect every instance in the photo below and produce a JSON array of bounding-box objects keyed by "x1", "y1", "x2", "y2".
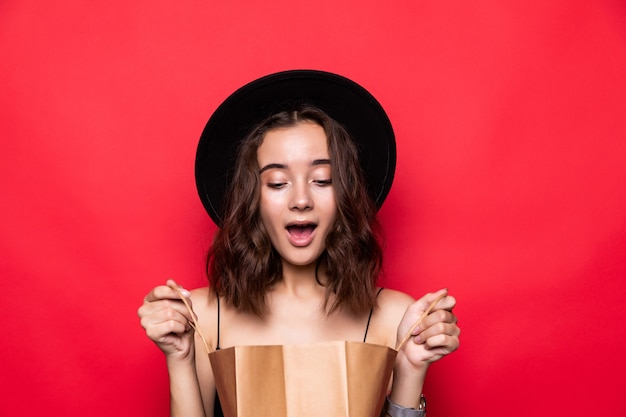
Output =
[{"x1": 137, "y1": 279, "x2": 196, "y2": 363}]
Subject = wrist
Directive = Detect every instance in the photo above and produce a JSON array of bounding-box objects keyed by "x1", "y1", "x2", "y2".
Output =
[
  {"x1": 390, "y1": 355, "x2": 427, "y2": 409},
  {"x1": 166, "y1": 351, "x2": 197, "y2": 371},
  {"x1": 394, "y1": 351, "x2": 429, "y2": 377}
]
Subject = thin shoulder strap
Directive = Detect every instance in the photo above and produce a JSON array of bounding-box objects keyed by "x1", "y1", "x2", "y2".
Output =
[
  {"x1": 363, "y1": 287, "x2": 385, "y2": 343},
  {"x1": 216, "y1": 294, "x2": 221, "y2": 350}
]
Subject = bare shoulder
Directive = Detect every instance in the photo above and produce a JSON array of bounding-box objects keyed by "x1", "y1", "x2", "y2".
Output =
[
  {"x1": 377, "y1": 288, "x2": 414, "y2": 315},
  {"x1": 367, "y1": 288, "x2": 414, "y2": 347},
  {"x1": 189, "y1": 286, "x2": 217, "y2": 319},
  {"x1": 190, "y1": 286, "x2": 211, "y2": 305},
  {"x1": 188, "y1": 286, "x2": 208, "y2": 314}
]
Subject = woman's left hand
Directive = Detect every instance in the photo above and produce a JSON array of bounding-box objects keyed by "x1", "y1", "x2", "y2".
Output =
[{"x1": 396, "y1": 289, "x2": 460, "y2": 371}]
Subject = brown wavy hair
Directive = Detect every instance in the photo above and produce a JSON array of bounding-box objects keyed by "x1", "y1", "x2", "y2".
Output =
[{"x1": 207, "y1": 105, "x2": 383, "y2": 317}]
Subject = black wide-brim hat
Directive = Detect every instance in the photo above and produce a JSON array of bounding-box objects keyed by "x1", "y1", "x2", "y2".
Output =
[{"x1": 195, "y1": 69, "x2": 396, "y2": 225}]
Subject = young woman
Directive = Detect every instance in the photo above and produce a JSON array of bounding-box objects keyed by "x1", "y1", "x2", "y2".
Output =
[{"x1": 138, "y1": 70, "x2": 460, "y2": 417}]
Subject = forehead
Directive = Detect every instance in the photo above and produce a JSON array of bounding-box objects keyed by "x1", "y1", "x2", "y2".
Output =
[{"x1": 257, "y1": 122, "x2": 329, "y2": 164}]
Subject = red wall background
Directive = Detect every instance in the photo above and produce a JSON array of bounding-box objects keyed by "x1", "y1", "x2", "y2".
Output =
[{"x1": 2, "y1": 1, "x2": 625, "y2": 416}]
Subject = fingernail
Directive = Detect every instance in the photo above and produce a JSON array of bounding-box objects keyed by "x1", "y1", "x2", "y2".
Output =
[{"x1": 180, "y1": 288, "x2": 191, "y2": 298}]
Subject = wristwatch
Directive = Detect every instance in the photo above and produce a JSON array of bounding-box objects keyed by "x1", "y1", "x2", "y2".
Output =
[{"x1": 385, "y1": 394, "x2": 426, "y2": 417}]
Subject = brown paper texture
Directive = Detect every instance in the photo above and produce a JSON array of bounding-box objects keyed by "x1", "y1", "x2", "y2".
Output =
[{"x1": 209, "y1": 341, "x2": 396, "y2": 417}]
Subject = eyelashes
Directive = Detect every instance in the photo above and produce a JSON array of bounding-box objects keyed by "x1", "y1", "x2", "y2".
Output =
[{"x1": 265, "y1": 179, "x2": 332, "y2": 189}]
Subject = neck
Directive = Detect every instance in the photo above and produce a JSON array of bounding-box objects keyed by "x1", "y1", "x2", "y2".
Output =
[{"x1": 277, "y1": 260, "x2": 326, "y2": 297}]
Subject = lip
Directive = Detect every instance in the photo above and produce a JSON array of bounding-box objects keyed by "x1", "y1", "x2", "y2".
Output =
[{"x1": 285, "y1": 221, "x2": 318, "y2": 247}]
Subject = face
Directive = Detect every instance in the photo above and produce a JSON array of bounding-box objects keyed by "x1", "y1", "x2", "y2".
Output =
[{"x1": 257, "y1": 121, "x2": 337, "y2": 269}]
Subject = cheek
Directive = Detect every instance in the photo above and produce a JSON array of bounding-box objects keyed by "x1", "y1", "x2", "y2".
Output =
[
  {"x1": 259, "y1": 194, "x2": 281, "y2": 231},
  {"x1": 320, "y1": 194, "x2": 338, "y2": 226}
]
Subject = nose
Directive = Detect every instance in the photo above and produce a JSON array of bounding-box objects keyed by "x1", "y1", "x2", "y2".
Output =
[{"x1": 289, "y1": 180, "x2": 313, "y2": 211}]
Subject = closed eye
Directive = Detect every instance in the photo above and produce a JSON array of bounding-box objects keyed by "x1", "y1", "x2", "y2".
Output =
[
  {"x1": 267, "y1": 182, "x2": 287, "y2": 189},
  {"x1": 313, "y1": 179, "x2": 332, "y2": 186}
]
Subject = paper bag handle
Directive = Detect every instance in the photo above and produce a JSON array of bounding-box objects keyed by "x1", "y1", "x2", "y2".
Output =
[
  {"x1": 169, "y1": 283, "x2": 213, "y2": 354},
  {"x1": 395, "y1": 292, "x2": 447, "y2": 351}
]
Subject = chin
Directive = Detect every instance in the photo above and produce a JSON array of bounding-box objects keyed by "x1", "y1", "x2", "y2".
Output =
[
  {"x1": 282, "y1": 258, "x2": 319, "y2": 269},
  {"x1": 280, "y1": 250, "x2": 326, "y2": 269}
]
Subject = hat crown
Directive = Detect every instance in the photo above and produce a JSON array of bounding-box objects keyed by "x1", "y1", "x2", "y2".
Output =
[{"x1": 195, "y1": 70, "x2": 396, "y2": 225}]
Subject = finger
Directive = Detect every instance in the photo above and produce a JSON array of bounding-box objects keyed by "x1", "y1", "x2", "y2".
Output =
[
  {"x1": 402, "y1": 290, "x2": 449, "y2": 332},
  {"x1": 140, "y1": 303, "x2": 196, "y2": 336},
  {"x1": 166, "y1": 279, "x2": 192, "y2": 297},
  {"x1": 400, "y1": 291, "x2": 446, "y2": 332},
  {"x1": 421, "y1": 332, "x2": 460, "y2": 353},
  {"x1": 413, "y1": 322, "x2": 461, "y2": 356},
  {"x1": 414, "y1": 320, "x2": 460, "y2": 342},
  {"x1": 408, "y1": 289, "x2": 448, "y2": 314},
  {"x1": 144, "y1": 318, "x2": 192, "y2": 343},
  {"x1": 406, "y1": 295, "x2": 457, "y2": 337},
  {"x1": 166, "y1": 282, "x2": 200, "y2": 325},
  {"x1": 417, "y1": 309, "x2": 457, "y2": 333},
  {"x1": 140, "y1": 301, "x2": 189, "y2": 326},
  {"x1": 138, "y1": 298, "x2": 196, "y2": 326},
  {"x1": 144, "y1": 285, "x2": 180, "y2": 303},
  {"x1": 434, "y1": 294, "x2": 456, "y2": 312},
  {"x1": 144, "y1": 282, "x2": 191, "y2": 303}
]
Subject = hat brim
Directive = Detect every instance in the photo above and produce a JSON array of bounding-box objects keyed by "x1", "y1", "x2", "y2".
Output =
[{"x1": 195, "y1": 70, "x2": 396, "y2": 225}]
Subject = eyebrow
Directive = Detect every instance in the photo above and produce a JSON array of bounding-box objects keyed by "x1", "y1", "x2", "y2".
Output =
[{"x1": 259, "y1": 159, "x2": 331, "y2": 174}]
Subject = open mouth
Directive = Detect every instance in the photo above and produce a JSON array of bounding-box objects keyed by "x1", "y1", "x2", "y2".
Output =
[
  {"x1": 286, "y1": 223, "x2": 317, "y2": 245},
  {"x1": 286, "y1": 223, "x2": 317, "y2": 237}
]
